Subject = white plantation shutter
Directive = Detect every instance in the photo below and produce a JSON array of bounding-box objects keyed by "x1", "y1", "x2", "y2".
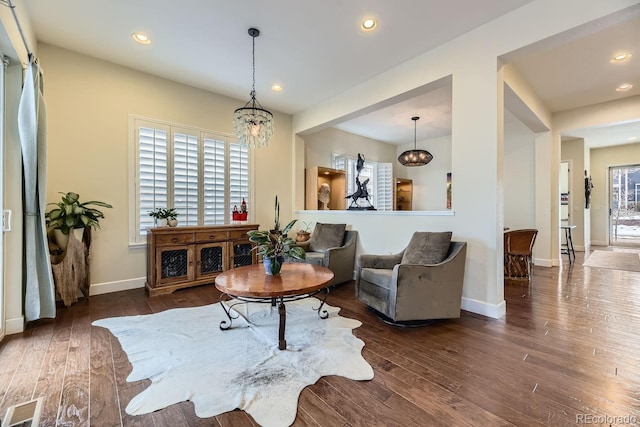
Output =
[
  {"x1": 376, "y1": 163, "x2": 393, "y2": 211},
  {"x1": 203, "y1": 136, "x2": 226, "y2": 224},
  {"x1": 132, "y1": 117, "x2": 250, "y2": 244},
  {"x1": 138, "y1": 125, "x2": 168, "y2": 235},
  {"x1": 173, "y1": 131, "x2": 199, "y2": 226},
  {"x1": 229, "y1": 142, "x2": 249, "y2": 217}
]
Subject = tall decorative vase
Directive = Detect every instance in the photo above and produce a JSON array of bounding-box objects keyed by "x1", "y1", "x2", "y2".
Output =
[{"x1": 263, "y1": 256, "x2": 284, "y2": 275}]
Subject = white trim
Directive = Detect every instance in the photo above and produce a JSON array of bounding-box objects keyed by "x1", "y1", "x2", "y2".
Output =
[
  {"x1": 533, "y1": 257, "x2": 553, "y2": 267},
  {"x1": 461, "y1": 297, "x2": 506, "y2": 319},
  {"x1": 89, "y1": 277, "x2": 146, "y2": 296},
  {"x1": 294, "y1": 210, "x2": 455, "y2": 216},
  {"x1": 5, "y1": 315, "x2": 24, "y2": 334}
]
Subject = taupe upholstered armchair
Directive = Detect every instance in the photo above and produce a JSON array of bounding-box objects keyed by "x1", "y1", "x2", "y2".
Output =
[
  {"x1": 356, "y1": 232, "x2": 467, "y2": 324},
  {"x1": 293, "y1": 223, "x2": 357, "y2": 286}
]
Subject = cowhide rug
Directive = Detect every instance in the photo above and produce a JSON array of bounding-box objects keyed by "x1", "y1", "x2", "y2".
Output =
[{"x1": 92, "y1": 298, "x2": 374, "y2": 427}]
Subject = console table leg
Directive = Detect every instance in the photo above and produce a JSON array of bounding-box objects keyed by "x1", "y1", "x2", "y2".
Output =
[{"x1": 278, "y1": 300, "x2": 287, "y2": 350}]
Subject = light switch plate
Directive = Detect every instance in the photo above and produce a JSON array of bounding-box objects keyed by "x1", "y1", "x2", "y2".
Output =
[{"x1": 2, "y1": 209, "x2": 11, "y2": 232}]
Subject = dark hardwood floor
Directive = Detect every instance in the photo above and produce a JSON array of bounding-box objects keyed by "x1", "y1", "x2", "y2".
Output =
[{"x1": 2, "y1": 248, "x2": 640, "y2": 426}]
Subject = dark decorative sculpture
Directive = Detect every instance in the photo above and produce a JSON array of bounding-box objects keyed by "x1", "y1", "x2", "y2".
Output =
[
  {"x1": 346, "y1": 153, "x2": 375, "y2": 210},
  {"x1": 585, "y1": 170, "x2": 594, "y2": 208}
]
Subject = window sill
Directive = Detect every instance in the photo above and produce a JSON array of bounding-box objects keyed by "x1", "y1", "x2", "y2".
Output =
[{"x1": 294, "y1": 210, "x2": 455, "y2": 216}]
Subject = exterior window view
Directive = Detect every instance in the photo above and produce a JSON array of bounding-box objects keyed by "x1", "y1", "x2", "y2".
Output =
[{"x1": 611, "y1": 165, "x2": 640, "y2": 245}]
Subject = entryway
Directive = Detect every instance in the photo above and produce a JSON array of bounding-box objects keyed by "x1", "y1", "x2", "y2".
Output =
[{"x1": 609, "y1": 164, "x2": 640, "y2": 247}]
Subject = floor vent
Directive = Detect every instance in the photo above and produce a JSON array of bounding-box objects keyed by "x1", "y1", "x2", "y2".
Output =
[{"x1": 1, "y1": 397, "x2": 43, "y2": 427}]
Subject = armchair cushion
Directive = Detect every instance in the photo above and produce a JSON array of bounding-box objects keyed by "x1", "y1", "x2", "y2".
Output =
[
  {"x1": 401, "y1": 231, "x2": 452, "y2": 265},
  {"x1": 309, "y1": 223, "x2": 346, "y2": 252},
  {"x1": 360, "y1": 268, "x2": 394, "y2": 290},
  {"x1": 302, "y1": 251, "x2": 324, "y2": 266}
]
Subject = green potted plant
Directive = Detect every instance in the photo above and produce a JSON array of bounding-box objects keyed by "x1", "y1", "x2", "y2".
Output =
[
  {"x1": 148, "y1": 208, "x2": 179, "y2": 227},
  {"x1": 45, "y1": 191, "x2": 113, "y2": 248},
  {"x1": 247, "y1": 219, "x2": 306, "y2": 275}
]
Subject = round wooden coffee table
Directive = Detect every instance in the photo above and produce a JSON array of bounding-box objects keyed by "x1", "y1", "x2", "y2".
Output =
[{"x1": 214, "y1": 263, "x2": 334, "y2": 350}]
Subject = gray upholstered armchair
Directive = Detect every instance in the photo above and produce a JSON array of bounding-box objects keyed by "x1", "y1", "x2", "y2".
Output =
[
  {"x1": 356, "y1": 232, "x2": 467, "y2": 324},
  {"x1": 293, "y1": 223, "x2": 357, "y2": 286}
]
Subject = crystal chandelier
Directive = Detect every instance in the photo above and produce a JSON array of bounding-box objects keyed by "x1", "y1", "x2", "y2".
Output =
[
  {"x1": 397, "y1": 116, "x2": 433, "y2": 167},
  {"x1": 233, "y1": 28, "x2": 274, "y2": 148}
]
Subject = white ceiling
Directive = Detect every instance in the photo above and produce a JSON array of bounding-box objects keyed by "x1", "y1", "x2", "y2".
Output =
[{"x1": 20, "y1": 0, "x2": 640, "y2": 147}]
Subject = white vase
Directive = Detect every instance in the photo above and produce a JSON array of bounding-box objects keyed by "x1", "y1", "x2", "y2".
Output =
[
  {"x1": 53, "y1": 229, "x2": 69, "y2": 249},
  {"x1": 168, "y1": 218, "x2": 178, "y2": 227},
  {"x1": 157, "y1": 218, "x2": 168, "y2": 227}
]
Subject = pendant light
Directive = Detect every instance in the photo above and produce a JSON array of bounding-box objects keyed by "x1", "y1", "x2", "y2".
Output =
[
  {"x1": 233, "y1": 28, "x2": 274, "y2": 148},
  {"x1": 397, "y1": 116, "x2": 433, "y2": 167}
]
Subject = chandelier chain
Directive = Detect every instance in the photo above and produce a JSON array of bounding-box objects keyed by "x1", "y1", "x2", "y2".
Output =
[{"x1": 251, "y1": 33, "x2": 256, "y2": 99}]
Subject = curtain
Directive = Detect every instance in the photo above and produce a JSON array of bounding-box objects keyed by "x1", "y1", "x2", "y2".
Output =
[{"x1": 18, "y1": 56, "x2": 55, "y2": 321}]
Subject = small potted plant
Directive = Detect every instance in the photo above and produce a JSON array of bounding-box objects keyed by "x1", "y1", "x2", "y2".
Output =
[
  {"x1": 247, "y1": 219, "x2": 306, "y2": 275},
  {"x1": 45, "y1": 191, "x2": 112, "y2": 249},
  {"x1": 296, "y1": 221, "x2": 313, "y2": 243},
  {"x1": 148, "y1": 208, "x2": 179, "y2": 227}
]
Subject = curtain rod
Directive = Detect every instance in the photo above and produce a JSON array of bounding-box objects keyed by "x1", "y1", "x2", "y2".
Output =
[{"x1": 0, "y1": 0, "x2": 34, "y2": 61}]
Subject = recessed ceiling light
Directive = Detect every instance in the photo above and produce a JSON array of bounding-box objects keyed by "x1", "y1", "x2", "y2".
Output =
[
  {"x1": 610, "y1": 52, "x2": 632, "y2": 63},
  {"x1": 271, "y1": 83, "x2": 283, "y2": 92},
  {"x1": 628, "y1": 136, "x2": 638, "y2": 141},
  {"x1": 361, "y1": 18, "x2": 377, "y2": 31},
  {"x1": 616, "y1": 83, "x2": 633, "y2": 92},
  {"x1": 132, "y1": 33, "x2": 151, "y2": 44}
]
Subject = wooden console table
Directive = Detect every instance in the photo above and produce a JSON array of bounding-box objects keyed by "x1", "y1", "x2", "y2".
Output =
[{"x1": 146, "y1": 224, "x2": 258, "y2": 296}]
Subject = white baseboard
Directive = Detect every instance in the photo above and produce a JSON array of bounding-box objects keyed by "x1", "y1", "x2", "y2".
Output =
[
  {"x1": 90, "y1": 277, "x2": 146, "y2": 296},
  {"x1": 533, "y1": 257, "x2": 553, "y2": 267},
  {"x1": 5, "y1": 316, "x2": 25, "y2": 334},
  {"x1": 461, "y1": 297, "x2": 506, "y2": 319}
]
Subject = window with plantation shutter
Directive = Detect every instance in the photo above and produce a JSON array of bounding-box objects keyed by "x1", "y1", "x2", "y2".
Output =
[
  {"x1": 229, "y1": 142, "x2": 249, "y2": 214},
  {"x1": 203, "y1": 136, "x2": 226, "y2": 225},
  {"x1": 130, "y1": 117, "x2": 251, "y2": 245},
  {"x1": 376, "y1": 163, "x2": 393, "y2": 211},
  {"x1": 173, "y1": 131, "x2": 199, "y2": 226},
  {"x1": 138, "y1": 125, "x2": 169, "y2": 236}
]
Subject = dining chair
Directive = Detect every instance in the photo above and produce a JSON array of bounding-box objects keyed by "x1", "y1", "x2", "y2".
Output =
[{"x1": 504, "y1": 229, "x2": 538, "y2": 281}]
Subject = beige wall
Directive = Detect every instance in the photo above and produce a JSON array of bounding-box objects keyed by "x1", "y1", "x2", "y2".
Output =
[
  {"x1": 38, "y1": 43, "x2": 292, "y2": 290},
  {"x1": 561, "y1": 138, "x2": 587, "y2": 250},
  {"x1": 503, "y1": 117, "x2": 536, "y2": 230},
  {"x1": 304, "y1": 127, "x2": 397, "y2": 170},
  {"x1": 590, "y1": 143, "x2": 640, "y2": 245}
]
